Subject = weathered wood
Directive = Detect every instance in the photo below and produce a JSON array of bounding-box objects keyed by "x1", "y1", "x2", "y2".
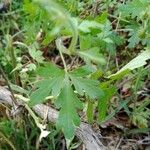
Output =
[{"x1": 0, "y1": 86, "x2": 106, "y2": 150}]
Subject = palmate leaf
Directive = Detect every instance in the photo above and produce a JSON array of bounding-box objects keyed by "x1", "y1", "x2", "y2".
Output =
[
  {"x1": 36, "y1": 62, "x2": 64, "y2": 78},
  {"x1": 70, "y1": 75, "x2": 104, "y2": 99},
  {"x1": 29, "y1": 75, "x2": 64, "y2": 106},
  {"x1": 55, "y1": 79, "x2": 83, "y2": 139},
  {"x1": 30, "y1": 62, "x2": 65, "y2": 106},
  {"x1": 30, "y1": 61, "x2": 104, "y2": 139}
]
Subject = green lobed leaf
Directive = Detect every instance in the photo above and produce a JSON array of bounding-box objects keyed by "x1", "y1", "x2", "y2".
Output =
[
  {"x1": 69, "y1": 65, "x2": 94, "y2": 77},
  {"x1": 55, "y1": 79, "x2": 82, "y2": 139},
  {"x1": 127, "y1": 23, "x2": 140, "y2": 48},
  {"x1": 70, "y1": 75, "x2": 104, "y2": 99},
  {"x1": 90, "y1": 70, "x2": 103, "y2": 80},
  {"x1": 36, "y1": 62, "x2": 64, "y2": 78},
  {"x1": 29, "y1": 75, "x2": 64, "y2": 106},
  {"x1": 28, "y1": 43, "x2": 44, "y2": 63},
  {"x1": 98, "y1": 20, "x2": 112, "y2": 39},
  {"x1": 132, "y1": 110, "x2": 150, "y2": 128},
  {"x1": 95, "y1": 11, "x2": 108, "y2": 24},
  {"x1": 119, "y1": 0, "x2": 149, "y2": 19}
]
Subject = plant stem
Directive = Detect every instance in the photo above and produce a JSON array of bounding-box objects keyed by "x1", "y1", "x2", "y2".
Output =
[{"x1": 58, "y1": 47, "x2": 68, "y2": 73}]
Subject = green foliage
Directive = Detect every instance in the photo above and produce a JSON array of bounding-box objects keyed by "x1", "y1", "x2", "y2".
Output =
[
  {"x1": 69, "y1": 65, "x2": 93, "y2": 77},
  {"x1": 119, "y1": 0, "x2": 149, "y2": 19},
  {"x1": 98, "y1": 87, "x2": 116, "y2": 122},
  {"x1": 78, "y1": 20, "x2": 103, "y2": 33},
  {"x1": 127, "y1": 22, "x2": 140, "y2": 48},
  {"x1": 86, "y1": 100, "x2": 94, "y2": 123},
  {"x1": 109, "y1": 50, "x2": 150, "y2": 78},
  {"x1": 79, "y1": 47, "x2": 106, "y2": 64},
  {"x1": 119, "y1": 0, "x2": 150, "y2": 48},
  {"x1": 132, "y1": 110, "x2": 150, "y2": 128},
  {"x1": 30, "y1": 61, "x2": 104, "y2": 138},
  {"x1": 55, "y1": 78, "x2": 83, "y2": 139},
  {"x1": 70, "y1": 75, "x2": 104, "y2": 99},
  {"x1": 1, "y1": 0, "x2": 150, "y2": 147},
  {"x1": 30, "y1": 63, "x2": 64, "y2": 106},
  {"x1": 36, "y1": 63, "x2": 64, "y2": 78},
  {"x1": 131, "y1": 98, "x2": 150, "y2": 128},
  {"x1": 28, "y1": 43, "x2": 44, "y2": 63},
  {"x1": 30, "y1": 75, "x2": 64, "y2": 106}
]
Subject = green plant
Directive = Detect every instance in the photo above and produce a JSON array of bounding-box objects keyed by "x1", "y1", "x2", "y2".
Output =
[
  {"x1": 27, "y1": 0, "x2": 150, "y2": 140},
  {"x1": 0, "y1": 0, "x2": 150, "y2": 149}
]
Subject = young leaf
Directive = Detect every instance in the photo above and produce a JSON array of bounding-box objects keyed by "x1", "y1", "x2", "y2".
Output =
[
  {"x1": 55, "y1": 80, "x2": 82, "y2": 139},
  {"x1": 78, "y1": 47, "x2": 106, "y2": 64},
  {"x1": 70, "y1": 75, "x2": 104, "y2": 99}
]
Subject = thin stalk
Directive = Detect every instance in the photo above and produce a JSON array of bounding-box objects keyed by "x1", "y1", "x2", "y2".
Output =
[
  {"x1": 105, "y1": 53, "x2": 111, "y2": 71},
  {"x1": 58, "y1": 47, "x2": 68, "y2": 73},
  {"x1": 115, "y1": 12, "x2": 121, "y2": 32},
  {"x1": 24, "y1": 104, "x2": 40, "y2": 150},
  {"x1": 115, "y1": 0, "x2": 125, "y2": 32},
  {"x1": 24, "y1": 104, "x2": 40, "y2": 126},
  {"x1": 24, "y1": 104, "x2": 49, "y2": 150}
]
